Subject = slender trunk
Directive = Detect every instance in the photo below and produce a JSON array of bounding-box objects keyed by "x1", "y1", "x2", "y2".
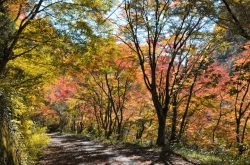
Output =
[
  {"x1": 106, "y1": 122, "x2": 112, "y2": 139},
  {"x1": 106, "y1": 105, "x2": 113, "y2": 139},
  {"x1": 93, "y1": 106, "x2": 102, "y2": 136},
  {"x1": 170, "y1": 96, "x2": 177, "y2": 142},
  {"x1": 178, "y1": 69, "x2": 199, "y2": 140},
  {"x1": 242, "y1": 114, "x2": 249, "y2": 143},
  {"x1": 117, "y1": 122, "x2": 122, "y2": 140},
  {"x1": 136, "y1": 121, "x2": 145, "y2": 140},
  {"x1": 236, "y1": 124, "x2": 240, "y2": 143},
  {"x1": 236, "y1": 114, "x2": 250, "y2": 155},
  {"x1": 212, "y1": 113, "x2": 222, "y2": 143},
  {"x1": 235, "y1": 118, "x2": 242, "y2": 154},
  {"x1": 71, "y1": 116, "x2": 76, "y2": 133}
]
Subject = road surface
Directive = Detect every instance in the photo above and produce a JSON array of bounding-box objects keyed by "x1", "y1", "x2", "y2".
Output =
[{"x1": 37, "y1": 134, "x2": 195, "y2": 165}]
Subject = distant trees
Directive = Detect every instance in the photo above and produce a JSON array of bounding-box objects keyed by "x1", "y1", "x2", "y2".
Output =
[
  {"x1": 46, "y1": 77, "x2": 77, "y2": 133},
  {"x1": 72, "y1": 38, "x2": 139, "y2": 140}
]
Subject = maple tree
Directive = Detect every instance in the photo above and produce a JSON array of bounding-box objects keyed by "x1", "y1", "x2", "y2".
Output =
[
  {"x1": 2, "y1": 0, "x2": 250, "y2": 163},
  {"x1": 169, "y1": 39, "x2": 250, "y2": 156},
  {"x1": 227, "y1": 47, "x2": 250, "y2": 155},
  {"x1": 72, "y1": 38, "x2": 138, "y2": 140},
  {"x1": 179, "y1": 62, "x2": 230, "y2": 147},
  {"x1": 119, "y1": 0, "x2": 215, "y2": 146},
  {"x1": 45, "y1": 77, "x2": 77, "y2": 133}
]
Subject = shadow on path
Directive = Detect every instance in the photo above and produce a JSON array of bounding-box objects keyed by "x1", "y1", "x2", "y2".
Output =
[
  {"x1": 37, "y1": 134, "x2": 134, "y2": 165},
  {"x1": 37, "y1": 134, "x2": 196, "y2": 165}
]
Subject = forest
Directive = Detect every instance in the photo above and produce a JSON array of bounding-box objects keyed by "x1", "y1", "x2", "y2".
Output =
[{"x1": 1, "y1": 0, "x2": 250, "y2": 164}]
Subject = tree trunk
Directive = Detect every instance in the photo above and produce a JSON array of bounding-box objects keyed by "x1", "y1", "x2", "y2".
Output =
[
  {"x1": 77, "y1": 122, "x2": 84, "y2": 134},
  {"x1": 156, "y1": 115, "x2": 166, "y2": 146},
  {"x1": 170, "y1": 96, "x2": 177, "y2": 142},
  {"x1": 0, "y1": 57, "x2": 9, "y2": 76},
  {"x1": 235, "y1": 118, "x2": 242, "y2": 155},
  {"x1": 117, "y1": 122, "x2": 122, "y2": 140},
  {"x1": 71, "y1": 115, "x2": 76, "y2": 133},
  {"x1": 136, "y1": 120, "x2": 146, "y2": 140}
]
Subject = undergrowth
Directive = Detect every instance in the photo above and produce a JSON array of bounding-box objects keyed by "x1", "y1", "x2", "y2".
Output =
[
  {"x1": 171, "y1": 144, "x2": 250, "y2": 165},
  {"x1": 14, "y1": 121, "x2": 50, "y2": 164}
]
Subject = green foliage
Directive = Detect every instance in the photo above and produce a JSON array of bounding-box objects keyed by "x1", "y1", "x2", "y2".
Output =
[{"x1": 0, "y1": 20, "x2": 58, "y2": 163}]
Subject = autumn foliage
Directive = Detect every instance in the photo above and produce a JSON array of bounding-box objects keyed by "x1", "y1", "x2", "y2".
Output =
[
  {"x1": 3, "y1": 0, "x2": 250, "y2": 164},
  {"x1": 36, "y1": 37, "x2": 250, "y2": 159}
]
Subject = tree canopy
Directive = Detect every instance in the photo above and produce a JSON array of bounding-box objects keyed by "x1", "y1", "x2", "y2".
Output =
[{"x1": 1, "y1": 0, "x2": 250, "y2": 164}]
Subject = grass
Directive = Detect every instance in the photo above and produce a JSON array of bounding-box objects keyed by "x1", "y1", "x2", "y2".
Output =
[
  {"x1": 171, "y1": 145, "x2": 250, "y2": 165},
  {"x1": 172, "y1": 147, "x2": 221, "y2": 164}
]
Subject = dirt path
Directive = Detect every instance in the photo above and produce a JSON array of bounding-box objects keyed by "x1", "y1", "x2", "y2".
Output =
[{"x1": 38, "y1": 134, "x2": 196, "y2": 165}]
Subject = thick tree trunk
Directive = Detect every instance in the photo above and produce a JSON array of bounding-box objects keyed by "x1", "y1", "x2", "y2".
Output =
[
  {"x1": 156, "y1": 115, "x2": 166, "y2": 146},
  {"x1": 152, "y1": 90, "x2": 168, "y2": 146},
  {"x1": 0, "y1": 57, "x2": 9, "y2": 76}
]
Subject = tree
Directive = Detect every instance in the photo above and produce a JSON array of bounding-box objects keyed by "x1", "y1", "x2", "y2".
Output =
[
  {"x1": 0, "y1": 43, "x2": 57, "y2": 164},
  {"x1": 44, "y1": 77, "x2": 77, "y2": 133},
  {"x1": 0, "y1": 0, "x2": 55, "y2": 75},
  {"x1": 181, "y1": 62, "x2": 231, "y2": 150},
  {"x1": 228, "y1": 47, "x2": 250, "y2": 155},
  {"x1": 71, "y1": 38, "x2": 138, "y2": 140},
  {"x1": 0, "y1": 0, "x2": 114, "y2": 163},
  {"x1": 0, "y1": 1, "x2": 57, "y2": 163},
  {"x1": 120, "y1": 0, "x2": 214, "y2": 146}
]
